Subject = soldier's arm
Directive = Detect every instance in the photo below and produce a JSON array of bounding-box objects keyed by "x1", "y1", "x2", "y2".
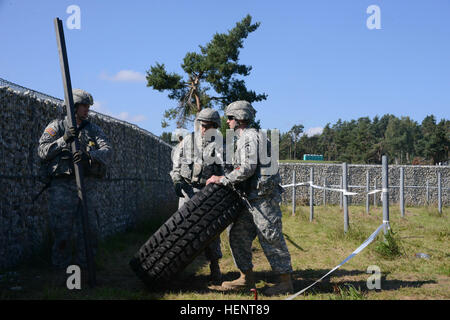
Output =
[
  {"x1": 221, "y1": 137, "x2": 258, "y2": 186},
  {"x1": 169, "y1": 140, "x2": 184, "y2": 183},
  {"x1": 37, "y1": 121, "x2": 67, "y2": 161},
  {"x1": 89, "y1": 125, "x2": 112, "y2": 166}
]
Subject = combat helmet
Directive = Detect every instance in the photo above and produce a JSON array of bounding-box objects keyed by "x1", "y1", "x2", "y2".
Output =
[
  {"x1": 72, "y1": 88, "x2": 94, "y2": 106},
  {"x1": 196, "y1": 108, "x2": 221, "y2": 128},
  {"x1": 225, "y1": 100, "x2": 256, "y2": 122}
]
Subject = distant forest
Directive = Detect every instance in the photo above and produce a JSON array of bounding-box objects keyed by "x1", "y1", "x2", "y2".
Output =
[
  {"x1": 280, "y1": 114, "x2": 449, "y2": 165},
  {"x1": 160, "y1": 114, "x2": 449, "y2": 165}
]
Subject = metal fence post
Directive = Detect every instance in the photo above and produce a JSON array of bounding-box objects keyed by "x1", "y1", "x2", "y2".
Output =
[
  {"x1": 426, "y1": 180, "x2": 429, "y2": 205},
  {"x1": 323, "y1": 177, "x2": 327, "y2": 206},
  {"x1": 310, "y1": 167, "x2": 314, "y2": 222},
  {"x1": 438, "y1": 171, "x2": 442, "y2": 215},
  {"x1": 343, "y1": 162, "x2": 349, "y2": 233},
  {"x1": 366, "y1": 170, "x2": 370, "y2": 214},
  {"x1": 400, "y1": 167, "x2": 405, "y2": 218},
  {"x1": 292, "y1": 169, "x2": 296, "y2": 216},
  {"x1": 382, "y1": 155, "x2": 390, "y2": 235},
  {"x1": 340, "y1": 176, "x2": 343, "y2": 209},
  {"x1": 373, "y1": 178, "x2": 377, "y2": 207}
]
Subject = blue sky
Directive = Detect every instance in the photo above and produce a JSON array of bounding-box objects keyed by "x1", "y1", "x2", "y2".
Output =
[{"x1": 1, "y1": 0, "x2": 449, "y2": 137}]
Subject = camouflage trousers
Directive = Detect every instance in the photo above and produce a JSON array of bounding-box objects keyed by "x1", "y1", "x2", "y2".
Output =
[
  {"x1": 228, "y1": 196, "x2": 293, "y2": 274},
  {"x1": 179, "y1": 186, "x2": 222, "y2": 261},
  {"x1": 48, "y1": 177, "x2": 99, "y2": 269}
]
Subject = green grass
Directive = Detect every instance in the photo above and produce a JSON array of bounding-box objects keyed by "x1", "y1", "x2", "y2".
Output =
[{"x1": 0, "y1": 204, "x2": 448, "y2": 300}]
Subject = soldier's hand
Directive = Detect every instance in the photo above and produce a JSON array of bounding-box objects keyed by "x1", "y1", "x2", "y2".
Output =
[
  {"x1": 206, "y1": 175, "x2": 224, "y2": 185},
  {"x1": 73, "y1": 150, "x2": 91, "y2": 165},
  {"x1": 173, "y1": 181, "x2": 185, "y2": 198},
  {"x1": 63, "y1": 126, "x2": 77, "y2": 143}
]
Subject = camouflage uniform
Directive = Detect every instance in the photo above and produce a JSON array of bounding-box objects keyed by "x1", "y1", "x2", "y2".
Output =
[
  {"x1": 170, "y1": 129, "x2": 224, "y2": 262},
  {"x1": 170, "y1": 108, "x2": 223, "y2": 267},
  {"x1": 38, "y1": 90, "x2": 111, "y2": 269},
  {"x1": 220, "y1": 103, "x2": 293, "y2": 275}
]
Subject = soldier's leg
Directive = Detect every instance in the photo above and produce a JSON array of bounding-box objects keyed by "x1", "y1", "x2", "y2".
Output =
[
  {"x1": 205, "y1": 235, "x2": 222, "y2": 283},
  {"x1": 204, "y1": 236, "x2": 222, "y2": 261},
  {"x1": 74, "y1": 181, "x2": 100, "y2": 268},
  {"x1": 250, "y1": 198, "x2": 293, "y2": 274},
  {"x1": 48, "y1": 179, "x2": 78, "y2": 269},
  {"x1": 228, "y1": 209, "x2": 257, "y2": 272}
]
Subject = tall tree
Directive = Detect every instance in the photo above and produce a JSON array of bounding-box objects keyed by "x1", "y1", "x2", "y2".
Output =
[
  {"x1": 418, "y1": 116, "x2": 449, "y2": 164},
  {"x1": 289, "y1": 124, "x2": 304, "y2": 160},
  {"x1": 146, "y1": 14, "x2": 267, "y2": 128}
]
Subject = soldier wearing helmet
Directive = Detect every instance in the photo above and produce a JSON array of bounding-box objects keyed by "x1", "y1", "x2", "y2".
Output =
[
  {"x1": 38, "y1": 89, "x2": 112, "y2": 271},
  {"x1": 169, "y1": 107, "x2": 224, "y2": 284},
  {"x1": 207, "y1": 100, "x2": 293, "y2": 296}
]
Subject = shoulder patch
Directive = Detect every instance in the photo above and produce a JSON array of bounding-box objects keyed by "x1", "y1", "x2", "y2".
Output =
[{"x1": 45, "y1": 127, "x2": 56, "y2": 136}]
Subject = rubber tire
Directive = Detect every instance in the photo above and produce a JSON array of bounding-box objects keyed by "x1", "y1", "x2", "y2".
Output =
[{"x1": 129, "y1": 183, "x2": 245, "y2": 285}]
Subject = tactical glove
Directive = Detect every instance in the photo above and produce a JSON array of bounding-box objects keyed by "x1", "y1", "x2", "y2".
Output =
[
  {"x1": 173, "y1": 181, "x2": 185, "y2": 198},
  {"x1": 73, "y1": 150, "x2": 91, "y2": 166},
  {"x1": 63, "y1": 126, "x2": 77, "y2": 143}
]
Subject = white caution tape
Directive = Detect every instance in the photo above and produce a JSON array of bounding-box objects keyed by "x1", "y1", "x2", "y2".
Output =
[
  {"x1": 281, "y1": 182, "x2": 311, "y2": 188},
  {"x1": 282, "y1": 181, "x2": 384, "y2": 198},
  {"x1": 309, "y1": 183, "x2": 358, "y2": 196},
  {"x1": 285, "y1": 222, "x2": 386, "y2": 300}
]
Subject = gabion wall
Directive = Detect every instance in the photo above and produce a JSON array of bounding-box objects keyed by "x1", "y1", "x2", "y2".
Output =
[
  {"x1": 0, "y1": 87, "x2": 178, "y2": 269},
  {"x1": 279, "y1": 163, "x2": 449, "y2": 207}
]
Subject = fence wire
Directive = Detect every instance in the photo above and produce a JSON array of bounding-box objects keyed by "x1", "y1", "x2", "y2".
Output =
[{"x1": 0, "y1": 77, "x2": 172, "y2": 148}]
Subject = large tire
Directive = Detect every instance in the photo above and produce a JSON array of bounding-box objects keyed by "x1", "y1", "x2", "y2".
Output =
[{"x1": 129, "y1": 183, "x2": 245, "y2": 285}]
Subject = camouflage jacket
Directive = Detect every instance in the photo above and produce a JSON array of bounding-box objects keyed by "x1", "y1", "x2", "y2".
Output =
[
  {"x1": 170, "y1": 132, "x2": 223, "y2": 187},
  {"x1": 38, "y1": 116, "x2": 112, "y2": 178},
  {"x1": 221, "y1": 128, "x2": 282, "y2": 200}
]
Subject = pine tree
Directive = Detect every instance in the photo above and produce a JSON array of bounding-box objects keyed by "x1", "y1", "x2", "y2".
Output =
[{"x1": 146, "y1": 15, "x2": 267, "y2": 128}]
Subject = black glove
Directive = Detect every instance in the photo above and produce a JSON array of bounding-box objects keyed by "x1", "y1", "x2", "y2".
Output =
[
  {"x1": 63, "y1": 126, "x2": 77, "y2": 143},
  {"x1": 173, "y1": 181, "x2": 185, "y2": 198},
  {"x1": 73, "y1": 150, "x2": 91, "y2": 166}
]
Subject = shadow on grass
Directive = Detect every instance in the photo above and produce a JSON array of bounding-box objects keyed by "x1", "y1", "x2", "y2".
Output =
[
  {"x1": 283, "y1": 233, "x2": 305, "y2": 251},
  {"x1": 290, "y1": 268, "x2": 437, "y2": 295}
]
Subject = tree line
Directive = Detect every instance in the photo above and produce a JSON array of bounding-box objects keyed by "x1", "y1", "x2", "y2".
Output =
[
  {"x1": 148, "y1": 15, "x2": 448, "y2": 166},
  {"x1": 280, "y1": 114, "x2": 449, "y2": 165}
]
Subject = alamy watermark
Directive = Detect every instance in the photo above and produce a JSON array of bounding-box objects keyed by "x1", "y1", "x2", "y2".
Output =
[
  {"x1": 366, "y1": 5, "x2": 381, "y2": 30},
  {"x1": 66, "y1": 265, "x2": 81, "y2": 290},
  {"x1": 171, "y1": 128, "x2": 280, "y2": 175},
  {"x1": 66, "y1": 5, "x2": 81, "y2": 30},
  {"x1": 366, "y1": 265, "x2": 381, "y2": 290}
]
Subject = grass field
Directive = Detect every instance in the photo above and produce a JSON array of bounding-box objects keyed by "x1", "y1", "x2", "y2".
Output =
[{"x1": 1, "y1": 204, "x2": 448, "y2": 300}]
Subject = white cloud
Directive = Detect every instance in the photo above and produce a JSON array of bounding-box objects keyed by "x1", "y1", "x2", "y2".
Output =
[
  {"x1": 304, "y1": 127, "x2": 324, "y2": 137},
  {"x1": 116, "y1": 111, "x2": 147, "y2": 122},
  {"x1": 90, "y1": 101, "x2": 147, "y2": 123},
  {"x1": 100, "y1": 69, "x2": 146, "y2": 83}
]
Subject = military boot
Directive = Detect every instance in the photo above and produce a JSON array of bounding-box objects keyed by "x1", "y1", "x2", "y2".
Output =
[
  {"x1": 220, "y1": 269, "x2": 255, "y2": 291},
  {"x1": 263, "y1": 273, "x2": 294, "y2": 296},
  {"x1": 209, "y1": 259, "x2": 222, "y2": 284}
]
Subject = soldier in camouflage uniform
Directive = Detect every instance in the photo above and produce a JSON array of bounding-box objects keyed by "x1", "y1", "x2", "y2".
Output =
[
  {"x1": 170, "y1": 108, "x2": 224, "y2": 283},
  {"x1": 38, "y1": 89, "x2": 112, "y2": 270},
  {"x1": 207, "y1": 101, "x2": 294, "y2": 295}
]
